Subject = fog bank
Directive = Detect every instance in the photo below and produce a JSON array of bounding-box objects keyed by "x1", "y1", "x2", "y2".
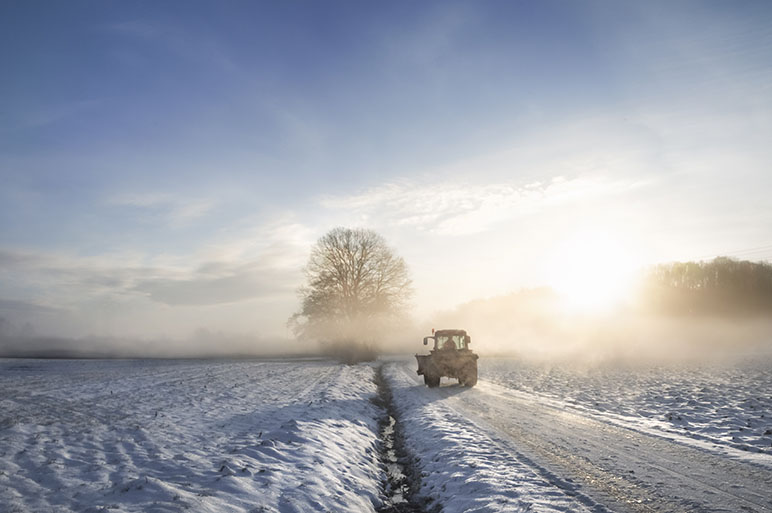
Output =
[
  {"x1": 0, "y1": 319, "x2": 318, "y2": 359},
  {"x1": 421, "y1": 289, "x2": 772, "y2": 364}
]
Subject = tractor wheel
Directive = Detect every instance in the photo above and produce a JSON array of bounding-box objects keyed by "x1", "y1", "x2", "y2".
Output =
[
  {"x1": 424, "y1": 374, "x2": 440, "y2": 388},
  {"x1": 462, "y1": 364, "x2": 478, "y2": 387}
]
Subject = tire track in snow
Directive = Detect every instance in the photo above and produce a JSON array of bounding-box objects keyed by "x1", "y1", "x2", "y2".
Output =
[
  {"x1": 438, "y1": 373, "x2": 772, "y2": 513},
  {"x1": 388, "y1": 361, "x2": 599, "y2": 513}
]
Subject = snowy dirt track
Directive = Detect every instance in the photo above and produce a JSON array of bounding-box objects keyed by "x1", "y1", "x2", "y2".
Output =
[
  {"x1": 384, "y1": 357, "x2": 772, "y2": 513},
  {"x1": 0, "y1": 359, "x2": 384, "y2": 513}
]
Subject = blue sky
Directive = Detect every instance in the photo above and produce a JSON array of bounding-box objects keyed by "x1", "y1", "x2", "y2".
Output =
[{"x1": 1, "y1": 1, "x2": 771, "y2": 341}]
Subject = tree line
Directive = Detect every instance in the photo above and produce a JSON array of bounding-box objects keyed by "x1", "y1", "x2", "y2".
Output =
[{"x1": 639, "y1": 257, "x2": 772, "y2": 317}]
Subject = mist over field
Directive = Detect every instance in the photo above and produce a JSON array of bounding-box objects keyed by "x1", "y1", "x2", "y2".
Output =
[
  {"x1": 5, "y1": 270, "x2": 770, "y2": 362},
  {"x1": 0, "y1": 318, "x2": 316, "y2": 359},
  {"x1": 427, "y1": 290, "x2": 772, "y2": 363}
]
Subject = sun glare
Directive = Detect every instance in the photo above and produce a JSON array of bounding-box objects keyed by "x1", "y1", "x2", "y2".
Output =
[{"x1": 547, "y1": 231, "x2": 638, "y2": 312}]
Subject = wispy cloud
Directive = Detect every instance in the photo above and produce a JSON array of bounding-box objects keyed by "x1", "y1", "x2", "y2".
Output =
[
  {"x1": 19, "y1": 99, "x2": 103, "y2": 129},
  {"x1": 101, "y1": 19, "x2": 238, "y2": 72},
  {"x1": 0, "y1": 241, "x2": 300, "y2": 308},
  {"x1": 0, "y1": 214, "x2": 311, "y2": 337},
  {"x1": 132, "y1": 261, "x2": 297, "y2": 306},
  {"x1": 320, "y1": 174, "x2": 646, "y2": 236},
  {"x1": 380, "y1": 3, "x2": 476, "y2": 67},
  {"x1": 105, "y1": 20, "x2": 164, "y2": 40},
  {"x1": 0, "y1": 299, "x2": 59, "y2": 315},
  {"x1": 108, "y1": 192, "x2": 216, "y2": 226}
]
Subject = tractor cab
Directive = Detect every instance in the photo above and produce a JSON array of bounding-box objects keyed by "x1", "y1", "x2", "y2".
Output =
[{"x1": 423, "y1": 329, "x2": 471, "y2": 351}]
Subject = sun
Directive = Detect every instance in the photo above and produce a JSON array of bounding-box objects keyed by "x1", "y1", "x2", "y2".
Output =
[{"x1": 546, "y1": 231, "x2": 638, "y2": 312}]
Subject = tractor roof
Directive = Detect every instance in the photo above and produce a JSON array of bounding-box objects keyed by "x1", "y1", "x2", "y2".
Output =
[{"x1": 433, "y1": 329, "x2": 467, "y2": 337}]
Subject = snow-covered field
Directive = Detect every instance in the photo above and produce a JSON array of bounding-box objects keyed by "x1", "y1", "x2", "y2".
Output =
[
  {"x1": 2, "y1": 356, "x2": 771, "y2": 513},
  {"x1": 0, "y1": 358, "x2": 383, "y2": 513},
  {"x1": 480, "y1": 356, "x2": 772, "y2": 458}
]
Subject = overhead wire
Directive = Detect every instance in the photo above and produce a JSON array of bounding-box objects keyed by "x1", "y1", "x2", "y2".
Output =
[{"x1": 689, "y1": 244, "x2": 772, "y2": 262}]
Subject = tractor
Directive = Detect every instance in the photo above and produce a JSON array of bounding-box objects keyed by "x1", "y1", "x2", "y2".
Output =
[{"x1": 415, "y1": 329, "x2": 478, "y2": 387}]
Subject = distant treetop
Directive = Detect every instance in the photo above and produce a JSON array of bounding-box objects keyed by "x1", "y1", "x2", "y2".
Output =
[{"x1": 640, "y1": 257, "x2": 772, "y2": 317}]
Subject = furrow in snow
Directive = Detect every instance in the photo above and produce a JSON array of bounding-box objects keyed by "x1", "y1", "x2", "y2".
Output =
[
  {"x1": 383, "y1": 360, "x2": 599, "y2": 513},
  {"x1": 0, "y1": 359, "x2": 385, "y2": 513}
]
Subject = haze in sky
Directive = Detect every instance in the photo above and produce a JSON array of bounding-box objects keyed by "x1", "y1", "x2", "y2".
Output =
[{"x1": 1, "y1": 1, "x2": 771, "y2": 346}]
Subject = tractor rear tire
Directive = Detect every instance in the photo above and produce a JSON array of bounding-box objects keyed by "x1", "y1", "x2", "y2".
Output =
[
  {"x1": 424, "y1": 374, "x2": 440, "y2": 388},
  {"x1": 462, "y1": 364, "x2": 478, "y2": 387}
]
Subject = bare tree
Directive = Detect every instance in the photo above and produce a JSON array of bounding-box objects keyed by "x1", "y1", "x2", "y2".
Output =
[{"x1": 289, "y1": 227, "x2": 412, "y2": 361}]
